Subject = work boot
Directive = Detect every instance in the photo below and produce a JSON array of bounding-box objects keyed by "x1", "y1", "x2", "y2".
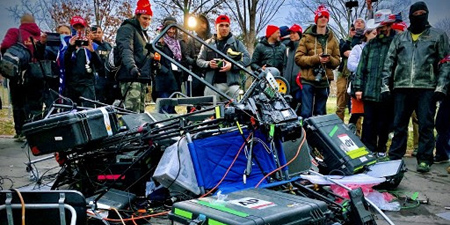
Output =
[{"x1": 417, "y1": 162, "x2": 430, "y2": 173}]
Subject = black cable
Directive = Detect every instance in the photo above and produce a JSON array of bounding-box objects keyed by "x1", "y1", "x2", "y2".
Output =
[{"x1": 0, "y1": 176, "x2": 14, "y2": 190}]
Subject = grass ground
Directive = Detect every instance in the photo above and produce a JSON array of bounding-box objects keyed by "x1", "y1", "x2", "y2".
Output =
[{"x1": 0, "y1": 86, "x2": 416, "y2": 152}]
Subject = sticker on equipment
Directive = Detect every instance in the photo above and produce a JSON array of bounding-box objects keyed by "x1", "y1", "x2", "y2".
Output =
[
  {"x1": 338, "y1": 134, "x2": 358, "y2": 151},
  {"x1": 229, "y1": 197, "x2": 275, "y2": 209}
]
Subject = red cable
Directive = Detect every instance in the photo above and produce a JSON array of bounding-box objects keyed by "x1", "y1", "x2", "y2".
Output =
[
  {"x1": 200, "y1": 132, "x2": 253, "y2": 198},
  {"x1": 255, "y1": 128, "x2": 306, "y2": 188},
  {"x1": 88, "y1": 132, "x2": 252, "y2": 223}
]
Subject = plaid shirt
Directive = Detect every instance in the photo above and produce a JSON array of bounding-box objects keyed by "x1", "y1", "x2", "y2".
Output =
[{"x1": 353, "y1": 35, "x2": 394, "y2": 102}]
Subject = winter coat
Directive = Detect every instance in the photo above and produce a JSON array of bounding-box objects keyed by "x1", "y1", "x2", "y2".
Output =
[
  {"x1": 64, "y1": 44, "x2": 102, "y2": 86},
  {"x1": 347, "y1": 42, "x2": 366, "y2": 73},
  {"x1": 196, "y1": 33, "x2": 251, "y2": 86},
  {"x1": 294, "y1": 25, "x2": 340, "y2": 87},
  {"x1": 115, "y1": 18, "x2": 152, "y2": 82},
  {"x1": 353, "y1": 34, "x2": 394, "y2": 102},
  {"x1": 93, "y1": 40, "x2": 112, "y2": 78},
  {"x1": 381, "y1": 27, "x2": 450, "y2": 95},
  {"x1": 154, "y1": 39, "x2": 188, "y2": 92},
  {"x1": 250, "y1": 37, "x2": 286, "y2": 74},
  {"x1": 1, "y1": 23, "x2": 42, "y2": 58},
  {"x1": 283, "y1": 40, "x2": 301, "y2": 93}
]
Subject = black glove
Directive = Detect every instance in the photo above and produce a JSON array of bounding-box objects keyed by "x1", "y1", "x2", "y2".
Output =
[
  {"x1": 380, "y1": 91, "x2": 391, "y2": 102},
  {"x1": 433, "y1": 92, "x2": 446, "y2": 102},
  {"x1": 130, "y1": 67, "x2": 141, "y2": 77}
]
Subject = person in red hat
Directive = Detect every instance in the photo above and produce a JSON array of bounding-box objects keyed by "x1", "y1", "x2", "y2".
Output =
[
  {"x1": 295, "y1": 5, "x2": 340, "y2": 119},
  {"x1": 63, "y1": 15, "x2": 102, "y2": 108},
  {"x1": 196, "y1": 14, "x2": 251, "y2": 102},
  {"x1": 250, "y1": 25, "x2": 286, "y2": 74},
  {"x1": 283, "y1": 24, "x2": 303, "y2": 115},
  {"x1": 114, "y1": 0, "x2": 153, "y2": 112}
]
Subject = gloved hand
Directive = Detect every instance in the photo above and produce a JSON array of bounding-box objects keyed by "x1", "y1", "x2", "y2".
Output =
[
  {"x1": 433, "y1": 92, "x2": 446, "y2": 102},
  {"x1": 380, "y1": 91, "x2": 391, "y2": 102},
  {"x1": 130, "y1": 67, "x2": 141, "y2": 77}
]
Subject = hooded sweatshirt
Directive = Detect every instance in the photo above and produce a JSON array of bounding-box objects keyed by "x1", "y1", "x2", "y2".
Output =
[{"x1": 1, "y1": 23, "x2": 41, "y2": 59}]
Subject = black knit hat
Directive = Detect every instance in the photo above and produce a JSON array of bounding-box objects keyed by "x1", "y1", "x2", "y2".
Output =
[{"x1": 409, "y1": 1, "x2": 428, "y2": 16}]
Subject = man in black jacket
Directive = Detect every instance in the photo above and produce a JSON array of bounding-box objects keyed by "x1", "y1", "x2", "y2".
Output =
[
  {"x1": 64, "y1": 16, "x2": 102, "y2": 108},
  {"x1": 251, "y1": 25, "x2": 286, "y2": 74},
  {"x1": 115, "y1": 0, "x2": 153, "y2": 113},
  {"x1": 381, "y1": 2, "x2": 450, "y2": 172}
]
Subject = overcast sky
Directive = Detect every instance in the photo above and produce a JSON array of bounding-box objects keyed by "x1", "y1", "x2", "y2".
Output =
[{"x1": 1, "y1": 0, "x2": 449, "y2": 43}]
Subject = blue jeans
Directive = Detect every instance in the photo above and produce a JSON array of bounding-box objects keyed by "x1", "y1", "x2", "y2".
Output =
[
  {"x1": 388, "y1": 89, "x2": 436, "y2": 165},
  {"x1": 435, "y1": 96, "x2": 450, "y2": 160},
  {"x1": 300, "y1": 84, "x2": 329, "y2": 119}
]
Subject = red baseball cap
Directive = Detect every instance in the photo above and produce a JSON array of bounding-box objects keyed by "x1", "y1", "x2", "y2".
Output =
[
  {"x1": 288, "y1": 24, "x2": 303, "y2": 33},
  {"x1": 70, "y1": 16, "x2": 87, "y2": 27},
  {"x1": 215, "y1": 15, "x2": 230, "y2": 25}
]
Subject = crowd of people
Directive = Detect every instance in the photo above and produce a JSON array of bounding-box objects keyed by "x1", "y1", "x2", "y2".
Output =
[{"x1": 0, "y1": 0, "x2": 449, "y2": 173}]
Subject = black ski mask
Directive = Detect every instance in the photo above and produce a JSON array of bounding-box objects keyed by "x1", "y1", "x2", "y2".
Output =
[{"x1": 408, "y1": 1, "x2": 430, "y2": 34}]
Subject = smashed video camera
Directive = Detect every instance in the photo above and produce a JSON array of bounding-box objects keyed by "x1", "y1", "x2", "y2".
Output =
[{"x1": 237, "y1": 67, "x2": 302, "y2": 141}]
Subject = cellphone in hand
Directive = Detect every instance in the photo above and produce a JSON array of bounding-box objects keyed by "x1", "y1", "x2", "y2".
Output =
[{"x1": 75, "y1": 39, "x2": 89, "y2": 46}]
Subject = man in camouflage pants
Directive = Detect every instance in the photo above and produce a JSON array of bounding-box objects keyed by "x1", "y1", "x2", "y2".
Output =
[{"x1": 115, "y1": 0, "x2": 153, "y2": 113}]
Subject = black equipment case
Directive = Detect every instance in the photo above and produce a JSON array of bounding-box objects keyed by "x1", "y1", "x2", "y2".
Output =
[
  {"x1": 22, "y1": 106, "x2": 119, "y2": 155},
  {"x1": 304, "y1": 114, "x2": 377, "y2": 175},
  {"x1": 169, "y1": 188, "x2": 330, "y2": 225},
  {"x1": 0, "y1": 190, "x2": 86, "y2": 225}
]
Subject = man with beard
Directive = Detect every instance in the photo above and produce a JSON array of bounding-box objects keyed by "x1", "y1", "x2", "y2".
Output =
[
  {"x1": 196, "y1": 15, "x2": 250, "y2": 102},
  {"x1": 381, "y1": 2, "x2": 450, "y2": 172},
  {"x1": 353, "y1": 9, "x2": 396, "y2": 157},
  {"x1": 251, "y1": 25, "x2": 286, "y2": 75}
]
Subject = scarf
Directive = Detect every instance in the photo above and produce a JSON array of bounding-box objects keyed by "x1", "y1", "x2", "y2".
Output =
[{"x1": 163, "y1": 34, "x2": 182, "y2": 61}]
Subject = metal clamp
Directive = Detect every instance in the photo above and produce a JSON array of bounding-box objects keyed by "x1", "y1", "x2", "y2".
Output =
[
  {"x1": 5, "y1": 192, "x2": 14, "y2": 225},
  {"x1": 59, "y1": 193, "x2": 67, "y2": 225}
]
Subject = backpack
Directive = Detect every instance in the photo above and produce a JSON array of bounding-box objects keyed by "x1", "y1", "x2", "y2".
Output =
[
  {"x1": 0, "y1": 30, "x2": 31, "y2": 79},
  {"x1": 104, "y1": 46, "x2": 120, "y2": 76}
]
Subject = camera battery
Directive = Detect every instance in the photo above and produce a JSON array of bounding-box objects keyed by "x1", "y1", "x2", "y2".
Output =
[
  {"x1": 169, "y1": 189, "x2": 330, "y2": 225},
  {"x1": 305, "y1": 114, "x2": 377, "y2": 175}
]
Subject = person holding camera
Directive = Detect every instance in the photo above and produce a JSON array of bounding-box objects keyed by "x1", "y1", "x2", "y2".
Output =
[
  {"x1": 196, "y1": 15, "x2": 250, "y2": 102},
  {"x1": 381, "y1": 2, "x2": 450, "y2": 172},
  {"x1": 353, "y1": 9, "x2": 396, "y2": 157},
  {"x1": 115, "y1": 0, "x2": 153, "y2": 113},
  {"x1": 294, "y1": 5, "x2": 340, "y2": 119},
  {"x1": 63, "y1": 16, "x2": 101, "y2": 107},
  {"x1": 250, "y1": 25, "x2": 286, "y2": 75}
]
